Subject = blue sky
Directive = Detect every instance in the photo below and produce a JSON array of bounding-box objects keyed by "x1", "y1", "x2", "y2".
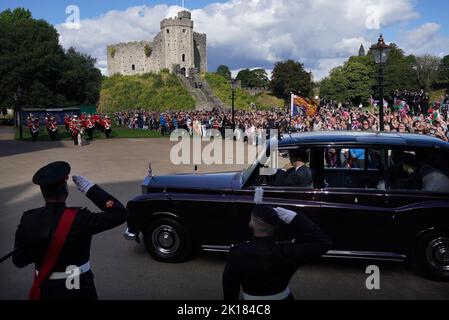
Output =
[
  {"x1": 1, "y1": 0, "x2": 448, "y2": 79},
  {"x1": 2, "y1": 0, "x2": 448, "y2": 38},
  {"x1": 0, "y1": 1, "x2": 225, "y2": 23}
]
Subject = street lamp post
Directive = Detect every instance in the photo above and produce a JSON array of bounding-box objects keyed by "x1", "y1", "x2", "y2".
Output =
[
  {"x1": 231, "y1": 78, "x2": 236, "y2": 131},
  {"x1": 370, "y1": 34, "x2": 391, "y2": 132},
  {"x1": 14, "y1": 86, "x2": 23, "y2": 140}
]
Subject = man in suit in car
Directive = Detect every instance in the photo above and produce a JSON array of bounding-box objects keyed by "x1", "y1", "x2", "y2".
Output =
[
  {"x1": 272, "y1": 149, "x2": 313, "y2": 188},
  {"x1": 222, "y1": 204, "x2": 332, "y2": 300}
]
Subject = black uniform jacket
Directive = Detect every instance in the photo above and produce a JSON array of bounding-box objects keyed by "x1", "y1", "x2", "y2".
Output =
[
  {"x1": 222, "y1": 212, "x2": 332, "y2": 300},
  {"x1": 273, "y1": 166, "x2": 313, "y2": 188},
  {"x1": 13, "y1": 185, "x2": 128, "y2": 272}
]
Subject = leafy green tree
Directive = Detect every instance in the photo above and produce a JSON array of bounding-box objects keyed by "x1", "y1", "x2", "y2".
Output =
[
  {"x1": 236, "y1": 69, "x2": 252, "y2": 86},
  {"x1": 236, "y1": 68, "x2": 269, "y2": 88},
  {"x1": 320, "y1": 44, "x2": 422, "y2": 104},
  {"x1": 59, "y1": 48, "x2": 102, "y2": 105},
  {"x1": 320, "y1": 56, "x2": 374, "y2": 105},
  {"x1": 270, "y1": 60, "x2": 312, "y2": 100},
  {"x1": 320, "y1": 67, "x2": 349, "y2": 103},
  {"x1": 0, "y1": 8, "x2": 102, "y2": 108},
  {"x1": 251, "y1": 69, "x2": 269, "y2": 87},
  {"x1": 0, "y1": 7, "x2": 32, "y2": 22},
  {"x1": 412, "y1": 54, "x2": 441, "y2": 91},
  {"x1": 380, "y1": 44, "x2": 419, "y2": 98},
  {"x1": 434, "y1": 55, "x2": 449, "y2": 90},
  {"x1": 216, "y1": 65, "x2": 231, "y2": 79}
]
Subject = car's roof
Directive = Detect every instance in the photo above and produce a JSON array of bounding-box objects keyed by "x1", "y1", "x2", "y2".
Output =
[{"x1": 278, "y1": 131, "x2": 449, "y2": 149}]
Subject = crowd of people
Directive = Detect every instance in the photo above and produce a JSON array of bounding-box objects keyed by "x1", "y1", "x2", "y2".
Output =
[
  {"x1": 24, "y1": 90, "x2": 449, "y2": 143},
  {"x1": 113, "y1": 92, "x2": 449, "y2": 142}
]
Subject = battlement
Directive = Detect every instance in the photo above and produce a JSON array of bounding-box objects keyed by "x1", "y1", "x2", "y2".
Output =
[
  {"x1": 161, "y1": 11, "x2": 193, "y2": 29},
  {"x1": 108, "y1": 41, "x2": 151, "y2": 49},
  {"x1": 177, "y1": 11, "x2": 191, "y2": 20}
]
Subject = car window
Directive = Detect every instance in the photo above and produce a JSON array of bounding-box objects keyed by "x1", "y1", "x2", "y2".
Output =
[
  {"x1": 251, "y1": 148, "x2": 315, "y2": 189},
  {"x1": 388, "y1": 148, "x2": 449, "y2": 193},
  {"x1": 324, "y1": 148, "x2": 387, "y2": 190}
]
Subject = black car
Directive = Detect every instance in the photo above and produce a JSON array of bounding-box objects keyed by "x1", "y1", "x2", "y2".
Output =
[{"x1": 126, "y1": 131, "x2": 449, "y2": 281}]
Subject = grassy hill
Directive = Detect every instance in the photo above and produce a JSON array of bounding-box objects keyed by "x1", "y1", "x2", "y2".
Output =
[
  {"x1": 98, "y1": 71, "x2": 196, "y2": 112},
  {"x1": 203, "y1": 73, "x2": 284, "y2": 110}
]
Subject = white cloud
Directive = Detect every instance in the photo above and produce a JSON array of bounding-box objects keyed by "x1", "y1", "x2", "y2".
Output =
[
  {"x1": 400, "y1": 23, "x2": 449, "y2": 57},
  {"x1": 56, "y1": 0, "x2": 428, "y2": 80},
  {"x1": 312, "y1": 58, "x2": 349, "y2": 81}
]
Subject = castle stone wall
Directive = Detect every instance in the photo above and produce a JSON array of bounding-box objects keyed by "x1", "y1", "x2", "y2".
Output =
[
  {"x1": 107, "y1": 41, "x2": 150, "y2": 76},
  {"x1": 194, "y1": 32, "x2": 207, "y2": 73},
  {"x1": 107, "y1": 11, "x2": 206, "y2": 77}
]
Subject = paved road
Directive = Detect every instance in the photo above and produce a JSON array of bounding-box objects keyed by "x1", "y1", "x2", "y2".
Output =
[{"x1": 0, "y1": 128, "x2": 448, "y2": 300}]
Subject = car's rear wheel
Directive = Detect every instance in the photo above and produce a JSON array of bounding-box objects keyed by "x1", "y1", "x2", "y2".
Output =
[
  {"x1": 413, "y1": 231, "x2": 449, "y2": 281},
  {"x1": 143, "y1": 218, "x2": 192, "y2": 263}
]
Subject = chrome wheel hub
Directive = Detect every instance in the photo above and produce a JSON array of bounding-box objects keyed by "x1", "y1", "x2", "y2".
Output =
[
  {"x1": 152, "y1": 225, "x2": 180, "y2": 255},
  {"x1": 427, "y1": 237, "x2": 449, "y2": 272}
]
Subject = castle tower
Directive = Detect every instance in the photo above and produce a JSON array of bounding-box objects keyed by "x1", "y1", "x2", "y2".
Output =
[
  {"x1": 107, "y1": 11, "x2": 207, "y2": 76},
  {"x1": 359, "y1": 44, "x2": 366, "y2": 56},
  {"x1": 160, "y1": 11, "x2": 195, "y2": 74}
]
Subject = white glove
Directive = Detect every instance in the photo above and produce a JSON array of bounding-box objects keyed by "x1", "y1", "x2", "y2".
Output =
[
  {"x1": 274, "y1": 207, "x2": 298, "y2": 224},
  {"x1": 72, "y1": 176, "x2": 94, "y2": 194}
]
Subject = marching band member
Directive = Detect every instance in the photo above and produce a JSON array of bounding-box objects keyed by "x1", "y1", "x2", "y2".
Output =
[
  {"x1": 83, "y1": 115, "x2": 95, "y2": 141},
  {"x1": 69, "y1": 116, "x2": 81, "y2": 146},
  {"x1": 64, "y1": 114, "x2": 71, "y2": 131},
  {"x1": 28, "y1": 115, "x2": 40, "y2": 142},
  {"x1": 46, "y1": 116, "x2": 58, "y2": 141},
  {"x1": 102, "y1": 116, "x2": 112, "y2": 138}
]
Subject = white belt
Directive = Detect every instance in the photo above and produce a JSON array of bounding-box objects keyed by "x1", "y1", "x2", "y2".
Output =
[
  {"x1": 36, "y1": 262, "x2": 91, "y2": 280},
  {"x1": 242, "y1": 288, "x2": 291, "y2": 301}
]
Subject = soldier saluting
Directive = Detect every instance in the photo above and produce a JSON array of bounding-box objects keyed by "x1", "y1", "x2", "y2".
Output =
[
  {"x1": 222, "y1": 189, "x2": 332, "y2": 300},
  {"x1": 12, "y1": 161, "x2": 128, "y2": 300}
]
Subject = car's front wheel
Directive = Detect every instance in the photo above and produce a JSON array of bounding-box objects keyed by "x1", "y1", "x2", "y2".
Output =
[
  {"x1": 143, "y1": 218, "x2": 192, "y2": 263},
  {"x1": 414, "y1": 231, "x2": 449, "y2": 281}
]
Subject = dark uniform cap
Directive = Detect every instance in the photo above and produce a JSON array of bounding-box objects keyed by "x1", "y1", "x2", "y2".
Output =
[
  {"x1": 252, "y1": 204, "x2": 281, "y2": 226},
  {"x1": 32, "y1": 161, "x2": 71, "y2": 186}
]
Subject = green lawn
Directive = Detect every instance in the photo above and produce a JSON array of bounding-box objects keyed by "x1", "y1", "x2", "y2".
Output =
[{"x1": 15, "y1": 125, "x2": 165, "y2": 141}]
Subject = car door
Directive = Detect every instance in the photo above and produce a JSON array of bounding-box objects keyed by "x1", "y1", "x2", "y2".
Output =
[
  {"x1": 382, "y1": 147, "x2": 449, "y2": 255},
  {"x1": 317, "y1": 146, "x2": 398, "y2": 255},
  {"x1": 227, "y1": 146, "x2": 325, "y2": 244}
]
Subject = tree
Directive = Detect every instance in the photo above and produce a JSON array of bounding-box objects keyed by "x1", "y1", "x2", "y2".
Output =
[
  {"x1": 434, "y1": 55, "x2": 449, "y2": 90},
  {"x1": 0, "y1": 7, "x2": 32, "y2": 22},
  {"x1": 0, "y1": 8, "x2": 102, "y2": 108},
  {"x1": 320, "y1": 67, "x2": 349, "y2": 103},
  {"x1": 413, "y1": 54, "x2": 441, "y2": 91},
  {"x1": 344, "y1": 58, "x2": 374, "y2": 105},
  {"x1": 380, "y1": 44, "x2": 419, "y2": 99},
  {"x1": 59, "y1": 48, "x2": 102, "y2": 105},
  {"x1": 236, "y1": 68, "x2": 269, "y2": 88},
  {"x1": 320, "y1": 56, "x2": 374, "y2": 105},
  {"x1": 216, "y1": 65, "x2": 231, "y2": 79},
  {"x1": 270, "y1": 60, "x2": 312, "y2": 100},
  {"x1": 236, "y1": 69, "x2": 252, "y2": 86},
  {"x1": 251, "y1": 69, "x2": 269, "y2": 88}
]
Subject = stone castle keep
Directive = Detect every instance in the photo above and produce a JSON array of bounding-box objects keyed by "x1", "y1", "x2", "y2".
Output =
[{"x1": 107, "y1": 11, "x2": 207, "y2": 76}]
